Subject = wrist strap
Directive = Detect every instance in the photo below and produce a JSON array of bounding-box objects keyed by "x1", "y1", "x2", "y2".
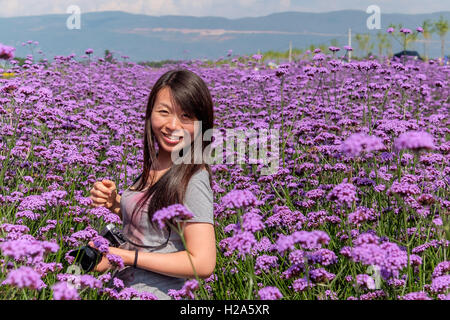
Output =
[{"x1": 133, "y1": 249, "x2": 138, "y2": 269}]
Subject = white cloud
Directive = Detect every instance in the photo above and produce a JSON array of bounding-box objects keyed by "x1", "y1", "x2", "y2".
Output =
[
  {"x1": 280, "y1": 0, "x2": 291, "y2": 9},
  {"x1": 238, "y1": 0, "x2": 258, "y2": 7}
]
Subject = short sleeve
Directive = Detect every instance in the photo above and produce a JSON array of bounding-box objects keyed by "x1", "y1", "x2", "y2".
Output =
[{"x1": 183, "y1": 171, "x2": 214, "y2": 224}]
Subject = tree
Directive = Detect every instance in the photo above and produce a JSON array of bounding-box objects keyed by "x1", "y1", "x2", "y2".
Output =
[
  {"x1": 376, "y1": 31, "x2": 391, "y2": 58},
  {"x1": 387, "y1": 23, "x2": 421, "y2": 63},
  {"x1": 355, "y1": 33, "x2": 374, "y2": 58},
  {"x1": 433, "y1": 15, "x2": 449, "y2": 60},
  {"x1": 104, "y1": 49, "x2": 114, "y2": 63},
  {"x1": 421, "y1": 19, "x2": 434, "y2": 60}
]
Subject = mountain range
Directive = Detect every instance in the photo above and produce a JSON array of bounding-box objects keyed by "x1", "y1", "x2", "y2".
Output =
[{"x1": 1, "y1": 10, "x2": 449, "y2": 62}]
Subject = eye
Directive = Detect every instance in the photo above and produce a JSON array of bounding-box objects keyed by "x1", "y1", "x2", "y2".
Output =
[
  {"x1": 182, "y1": 113, "x2": 192, "y2": 119},
  {"x1": 159, "y1": 110, "x2": 168, "y2": 114}
]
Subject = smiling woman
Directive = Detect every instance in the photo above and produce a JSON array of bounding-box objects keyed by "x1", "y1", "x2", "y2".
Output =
[{"x1": 88, "y1": 69, "x2": 216, "y2": 300}]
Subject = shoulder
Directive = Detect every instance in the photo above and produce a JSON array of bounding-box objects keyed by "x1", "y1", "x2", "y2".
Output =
[
  {"x1": 191, "y1": 168, "x2": 209, "y2": 181},
  {"x1": 183, "y1": 169, "x2": 214, "y2": 224},
  {"x1": 187, "y1": 169, "x2": 212, "y2": 194}
]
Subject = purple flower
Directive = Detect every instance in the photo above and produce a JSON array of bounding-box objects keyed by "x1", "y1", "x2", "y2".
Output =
[
  {"x1": 106, "y1": 253, "x2": 125, "y2": 269},
  {"x1": 355, "y1": 274, "x2": 376, "y2": 290},
  {"x1": 353, "y1": 232, "x2": 380, "y2": 246},
  {"x1": 351, "y1": 241, "x2": 408, "y2": 279},
  {"x1": 394, "y1": 131, "x2": 435, "y2": 151},
  {"x1": 431, "y1": 275, "x2": 450, "y2": 293},
  {"x1": 0, "y1": 238, "x2": 59, "y2": 264},
  {"x1": 220, "y1": 230, "x2": 257, "y2": 259},
  {"x1": 90, "y1": 206, "x2": 122, "y2": 224},
  {"x1": 266, "y1": 205, "x2": 306, "y2": 230},
  {"x1": 92, "y1": 236, "x2": 110, "y2": 254},
  {"x1": 152, "y1": 204, "x2": 194, "y2": 229},
  {"x1": 359, "y1": 290, "x2": 386, "y2": 300},
  {"x1": 289, "y1": 249, "x2": 305, "y2": 265},
  {"x1": 117, "y1": 287, "x2": 140, "y2": 300},
  {"x1": 399, "y1": 291, "x2": 432, "y2": 300},
  {"x1": 327, "y1": 182, "x2": 358, "y2": 207},
  {"x1": 400, "y1": 28, "x2": 412, "y2": 34},
  {"x1": 242, "y1": 211, "x2": 265, "y2": 232},
  {"x1": 168, "y1": 279, "x2": 199, "y2": 300},
  {"x1": 252, "y1": 54, "x2": 263, "y2": 61},
  {"x1": 292, "y1": 277, "x2": 315, "y2": 292},
  {"x1": 113, "y1": 277, "x2": 124, "y2": 289},
  {"x1": 18, "y1": 194, "x2": 46, "y2": 211},
  {"x1": 309, "y1": 268, "x2": 336, "y2": 283},
  {"x1": 254, "y1": 255, "x2": 278, "y2": 275},
  {"x1": 2, "y1": 266, "x2": 46, "y2": 290},
  {"x1": 79, "y1": 275, "x2": 102, "y2": 289},
  {"x1": 348, "y1": 207, "x2": 379, "y2": 226},
  {"x1": 85, "y1": 48, "x2": 94, "y2": 55},
  {"x1": 388, "y1": 181, "x2": 421, "y2": 197},
  {"x1": 16, "y1": 210, "x2": 41, "y2": 221},
  {"x1": 432, "y1": 261, "x2": 450, "y2": 278},
  {"x1": 275, "y1": 230, "x2": 330, "y2": 254},
  {"x1": 343, "y1": 45, "x2": 353, "y2": 51},
  {"x1": 307, "y1": 248, "x2": 338, "y2": 266},
  {"x1": 139, "y1": 291, "x2": 158, "y2": 300},
  {"x1": 0, "y1": 43, "x2": 16, "y2": 60},
  {"x1": 305, "y1": 189, "x2": 325, "y2": 200},
  {"x1": 313, "y1": 53, "x2": 326, "y2": 62},
  {"x1": 318, "y1": 290, "x2": 338, "y2": 300},
  {"x1": 433, "y1": 217, "x2": 443, "y2": 226},
  {"x1": 221, "y1": 189, "x2": 259, "y2": 210},
  {"x1": 416, "y1": 27, "x2": 424, "y2": 33},
  {"x1": 341, "y1": 133, "x2": 385, "y2": 157},
  {"x1": 387, "y1": 27, "x2": 395, "y2": 33},
  {"x1": 52, "y1": 281, "x2": 80, "y2": 300},
  {"x1": 258, "y1": 286, "x2": 283, "y2": 300},
  {"x1": 328, "y1": 46, "x2": 340, "y2": 52}
]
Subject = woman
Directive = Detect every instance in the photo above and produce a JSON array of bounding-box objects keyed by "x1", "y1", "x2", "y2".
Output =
[{"x1": 88, "y1": 69, "x2": 216, "y2": 300}]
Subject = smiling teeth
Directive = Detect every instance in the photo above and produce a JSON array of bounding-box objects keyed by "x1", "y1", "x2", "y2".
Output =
[{"x1": 164, "y1": 133, "x2": 182, "y2": 141}]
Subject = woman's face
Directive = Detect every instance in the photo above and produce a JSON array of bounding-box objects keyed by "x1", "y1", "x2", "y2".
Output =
[{"x1": 151, "y1": 87, "x2": 199, "y2": 160}]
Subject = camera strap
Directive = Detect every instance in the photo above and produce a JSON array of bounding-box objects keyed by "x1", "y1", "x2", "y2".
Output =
[
  {"x1": 121, "y1": 227, "x2": 171, "y2": 251},
  {"x1": 124, "y1": 171, "x2": 172, "y2": 251}
]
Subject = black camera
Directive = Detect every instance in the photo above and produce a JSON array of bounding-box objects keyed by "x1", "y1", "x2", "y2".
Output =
[{"x1": 68, "y1": 224, "x2": 126, "y2": 272}]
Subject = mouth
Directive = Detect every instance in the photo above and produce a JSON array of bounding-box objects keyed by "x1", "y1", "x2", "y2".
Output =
[{"x1": 162, "y1": 132, "x2": 183, "y2": 143}]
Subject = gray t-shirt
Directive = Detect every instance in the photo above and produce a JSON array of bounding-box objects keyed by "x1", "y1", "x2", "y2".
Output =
[{"x1": 114, "y1": 169, "x2": 213, "y2": 300}]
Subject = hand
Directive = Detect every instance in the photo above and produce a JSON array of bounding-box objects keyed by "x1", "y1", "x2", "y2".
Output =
[
  {"x1": 88, "y1": 241, "x2": 113, "y2": 273},
  {"x1": 89, "y1": 180, "x2": 117, "y2": 209}
]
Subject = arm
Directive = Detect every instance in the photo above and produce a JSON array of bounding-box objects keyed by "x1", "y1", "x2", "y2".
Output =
[{"x1": 95, "y1": 222, "x2": 216, "y2": 279}]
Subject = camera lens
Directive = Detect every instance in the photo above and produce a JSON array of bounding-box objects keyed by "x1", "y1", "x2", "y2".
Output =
[{"x1": 68, "y1": 246, "x2": 101, "y2": 272}]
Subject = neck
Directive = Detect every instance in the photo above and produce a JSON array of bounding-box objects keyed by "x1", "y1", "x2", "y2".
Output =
[{"x1": 154, "y1": 150, "x2": 173, "y2": 171}]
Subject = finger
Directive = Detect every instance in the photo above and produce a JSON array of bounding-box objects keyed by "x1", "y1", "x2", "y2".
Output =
[
  {"x1": 91, "y1": 201, "x2": 105, "y2": 208},
  {"x1": 96, "y1": 184, "x2": 112, "y2": 195},
  {"x1": 102, "y1": 180, "x2": 115, "y2": 188},
  {"x1": 93, "y1": 198, "x2": 107, "y2": 204},
  {"x1": 92, "y1": 189, "x2": 110, "y2": 199}
]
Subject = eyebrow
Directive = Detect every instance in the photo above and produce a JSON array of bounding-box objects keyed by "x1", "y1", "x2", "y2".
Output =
[
  {"x1": 158, "y1": 102, "x2": 172, "y2": 109},
  {"x1": 157, "y1": 102, "x2": 191, "y2": 115}
]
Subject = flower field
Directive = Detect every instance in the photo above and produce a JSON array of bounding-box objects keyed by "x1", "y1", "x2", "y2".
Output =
[{"x1": 0, "y1": 48, "x2": 449, "y2": 300}]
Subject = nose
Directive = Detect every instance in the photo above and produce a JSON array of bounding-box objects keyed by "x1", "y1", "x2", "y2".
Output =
[{"x1": 165, "y1": 114, "x2": 183, "y2": 133}]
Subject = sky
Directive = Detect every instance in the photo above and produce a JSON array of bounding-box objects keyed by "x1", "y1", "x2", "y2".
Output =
[{"x1": 0, "y1": 0, "x2": 449, "y2": 18}]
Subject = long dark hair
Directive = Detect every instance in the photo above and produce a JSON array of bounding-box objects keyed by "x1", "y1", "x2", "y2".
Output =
[{"x1": 130, "y1": 69, "x2": 214, "y2": 224}]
